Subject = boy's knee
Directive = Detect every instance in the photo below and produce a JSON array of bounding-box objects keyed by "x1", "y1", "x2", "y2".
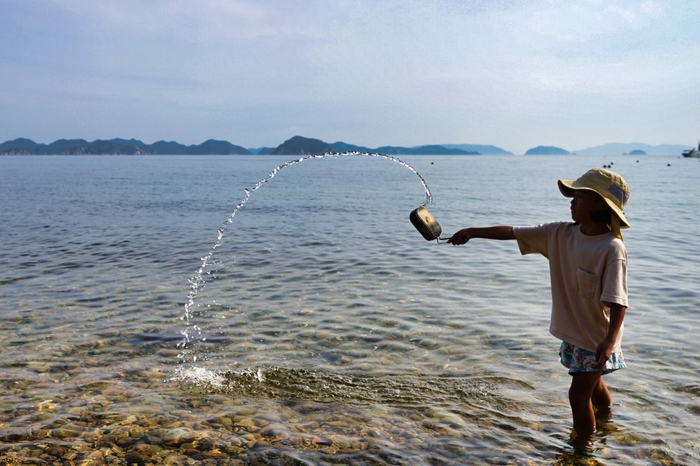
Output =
[
  {"x1": 568, "y1": 386, "x2": 587, "y2": 408},
  {"x1": 569, "y1": 372, "x2": 603, "y2": 402}
]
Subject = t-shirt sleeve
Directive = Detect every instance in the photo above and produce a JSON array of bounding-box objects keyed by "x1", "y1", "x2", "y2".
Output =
[
  {"x1": 513, "y1": 224, "x2": 550, "y2": 257},
  {"x1": 601, "y1": 258, "x2": 628, "y2": 307}
]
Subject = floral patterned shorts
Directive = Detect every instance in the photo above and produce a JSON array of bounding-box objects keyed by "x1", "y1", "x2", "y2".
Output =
[{"x1": 559, "y1": 341, "x2": 626, "y2": 375}]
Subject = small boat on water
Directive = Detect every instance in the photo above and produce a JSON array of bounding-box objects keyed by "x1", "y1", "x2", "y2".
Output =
[{"x1": 682, "y1": 142, "x2": 700, "y2": 158}]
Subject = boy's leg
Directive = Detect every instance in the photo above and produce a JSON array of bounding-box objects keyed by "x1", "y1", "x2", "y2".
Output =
[
  {"x1": 568, "y1": 371, "x2": 604, "y2": 438},
  {"x1": 591, "y1": 376, "x2": 612, "y2": 417}
]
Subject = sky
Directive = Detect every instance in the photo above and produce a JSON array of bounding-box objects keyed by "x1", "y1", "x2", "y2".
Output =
[{"x1": 1, "y1": 0, "x2": 699, "y2": 154}]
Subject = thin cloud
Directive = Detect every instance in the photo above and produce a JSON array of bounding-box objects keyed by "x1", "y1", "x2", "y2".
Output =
[{"x1": 0, "y1": 0, "x2": 698, "y2": 152}]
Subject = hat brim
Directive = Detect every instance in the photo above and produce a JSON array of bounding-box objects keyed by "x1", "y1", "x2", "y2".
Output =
[{"x1": 558, "y1": 179, "x2": 630, "y2": 228}]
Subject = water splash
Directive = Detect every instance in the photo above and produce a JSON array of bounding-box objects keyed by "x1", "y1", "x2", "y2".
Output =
[
  {"x1": 177, "y1": 151, "x2": 433, "y2": 364},
  {"x1": 177, "y1": 365, "x2": 226, "y2": 390},
  {"x1": 177, "y1": 365, "x2": 530, "y2": 409}
]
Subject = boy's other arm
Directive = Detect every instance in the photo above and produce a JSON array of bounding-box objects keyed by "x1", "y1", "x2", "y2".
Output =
[
  {"x1": 592, "y1": 303, "x2": 627, "y2": 368},
  {"x1": 447, "y1": 226, "x2": 515, "y2": 245}
]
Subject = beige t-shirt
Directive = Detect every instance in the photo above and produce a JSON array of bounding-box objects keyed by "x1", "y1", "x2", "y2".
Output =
[{"x1": 513, "y1": 222, "x2": 628, "y2": 353}]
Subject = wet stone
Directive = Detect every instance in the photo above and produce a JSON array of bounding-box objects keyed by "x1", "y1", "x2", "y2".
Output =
[
  {"x1": 71, "y1": 441, "x2": 93, "y2": 452},
  {"x1": 228, "y1": 437, "x2": 244, "y2": 447},
  {"x1": 180, "y1": 442, "x2": 196, "y2": 450},
  {"x1": 115, "y1": 436, "x2": 139, "y2": 447},
  {"x1": 260, "y1": 423, "x2": 288, "y2": 438},
  {"x1": 234, "y1": 416, "x2": 255, "y2": 427},
  {"x1": 162, "y1": 453, "x2": 189, "y2": 465},
  {"x1": 50, "y1": 427, "x2": 82, "y2": 439},
  {"x1": 195, "y1": 437, "x2": 215, "y2": 450},
  {"x1": 312, "y1": 436, "x2": 333, "y2": 447},
  {"x1": 95, "y1": 435, "x2": 116, "y2": 448},
  {"x1": 46, "y1": 445, "x2": 68, "y2": 458},
  {"x1": 163, "y1": 427, "x2": 195, "y2": 446},
  {"x1": 81, "y1": 450, "x2": 105, "y2": 465},
  {"x1": 133, "y1": 443, "x2": 154, "y2": 457}
]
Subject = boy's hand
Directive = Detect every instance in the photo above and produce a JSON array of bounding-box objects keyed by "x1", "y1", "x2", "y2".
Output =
[
  {"x1": 447, "y1": 228, "x2": 471, "y2": 245},
  {"x1": 592, "y1": 338, "x2": 615, "y2": 368}
]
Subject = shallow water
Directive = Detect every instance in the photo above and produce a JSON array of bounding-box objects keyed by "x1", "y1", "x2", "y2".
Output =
[{"x1": 0, "y1": 154, "x2": 698, "y2": 465}]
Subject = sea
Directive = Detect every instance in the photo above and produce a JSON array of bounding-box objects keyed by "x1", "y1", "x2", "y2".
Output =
[{"x1": 0, "y1": 154, "x2": 698, "y2": 465}]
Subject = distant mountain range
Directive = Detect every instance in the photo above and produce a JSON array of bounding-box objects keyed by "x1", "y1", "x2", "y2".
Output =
[
  {"x1": 0, "y1": 136, "x2": 495, "y2": 156},
  {"x1": 524, "y1": 142, "x2": 694, "y2": 156},
  {"x1": 0, "y1": 137, "x2": 250, "y2": 155},
  {"x1": 571, "y1": 142, "x2": 692, "y2": 156},
  {"x1": 265, "y1": 136, "x2": 487, "y2": 155},
  {"x1": 0, "y1": 136, "x2": 692, "y2": 156}
]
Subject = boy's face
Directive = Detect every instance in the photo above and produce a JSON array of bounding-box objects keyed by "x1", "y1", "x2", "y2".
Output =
[{"x1": 570, "y1": 189, "x2": 609, "y2": 225}]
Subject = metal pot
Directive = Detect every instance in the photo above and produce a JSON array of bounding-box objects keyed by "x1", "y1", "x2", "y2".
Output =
[{"x1": 409, "y1": 206, "x2": 446, "y2": 242}]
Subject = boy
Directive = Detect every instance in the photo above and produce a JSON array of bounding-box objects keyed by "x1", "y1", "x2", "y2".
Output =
[{"x1": 448, "y1": 168, "x2": 630, "y2": 447}]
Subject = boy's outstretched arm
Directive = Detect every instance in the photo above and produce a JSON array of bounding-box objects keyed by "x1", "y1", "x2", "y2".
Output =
[{"x1": 447, "y1": 226, "x2": 515, "y2": 245}]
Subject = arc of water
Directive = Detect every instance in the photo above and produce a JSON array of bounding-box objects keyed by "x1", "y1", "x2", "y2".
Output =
[{"x1": 177, "y1": 151, "x2": 433, "y2": 363}]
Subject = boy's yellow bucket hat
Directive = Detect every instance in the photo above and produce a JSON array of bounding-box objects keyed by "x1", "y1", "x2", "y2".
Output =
[{"x1": 558, "y1": 168, "x2": 630, "y2": 237}]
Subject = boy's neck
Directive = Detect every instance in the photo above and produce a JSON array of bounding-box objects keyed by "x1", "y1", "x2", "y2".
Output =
[{"x1": 578, "y1": 221, "x2": 611, "y2": 236}]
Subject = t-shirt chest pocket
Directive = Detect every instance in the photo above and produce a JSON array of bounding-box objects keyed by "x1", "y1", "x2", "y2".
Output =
[{"x1": 576, "y1": 268, "x2": 600, "y2": 299}]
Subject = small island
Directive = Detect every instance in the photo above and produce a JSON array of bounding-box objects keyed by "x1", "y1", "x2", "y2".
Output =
[
  {"x1": 524, "y1": 145, "x2": 570, "y2": 155},
  {"x1": 271, "y1": 136, "x2": 334, "y2": 155}
]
